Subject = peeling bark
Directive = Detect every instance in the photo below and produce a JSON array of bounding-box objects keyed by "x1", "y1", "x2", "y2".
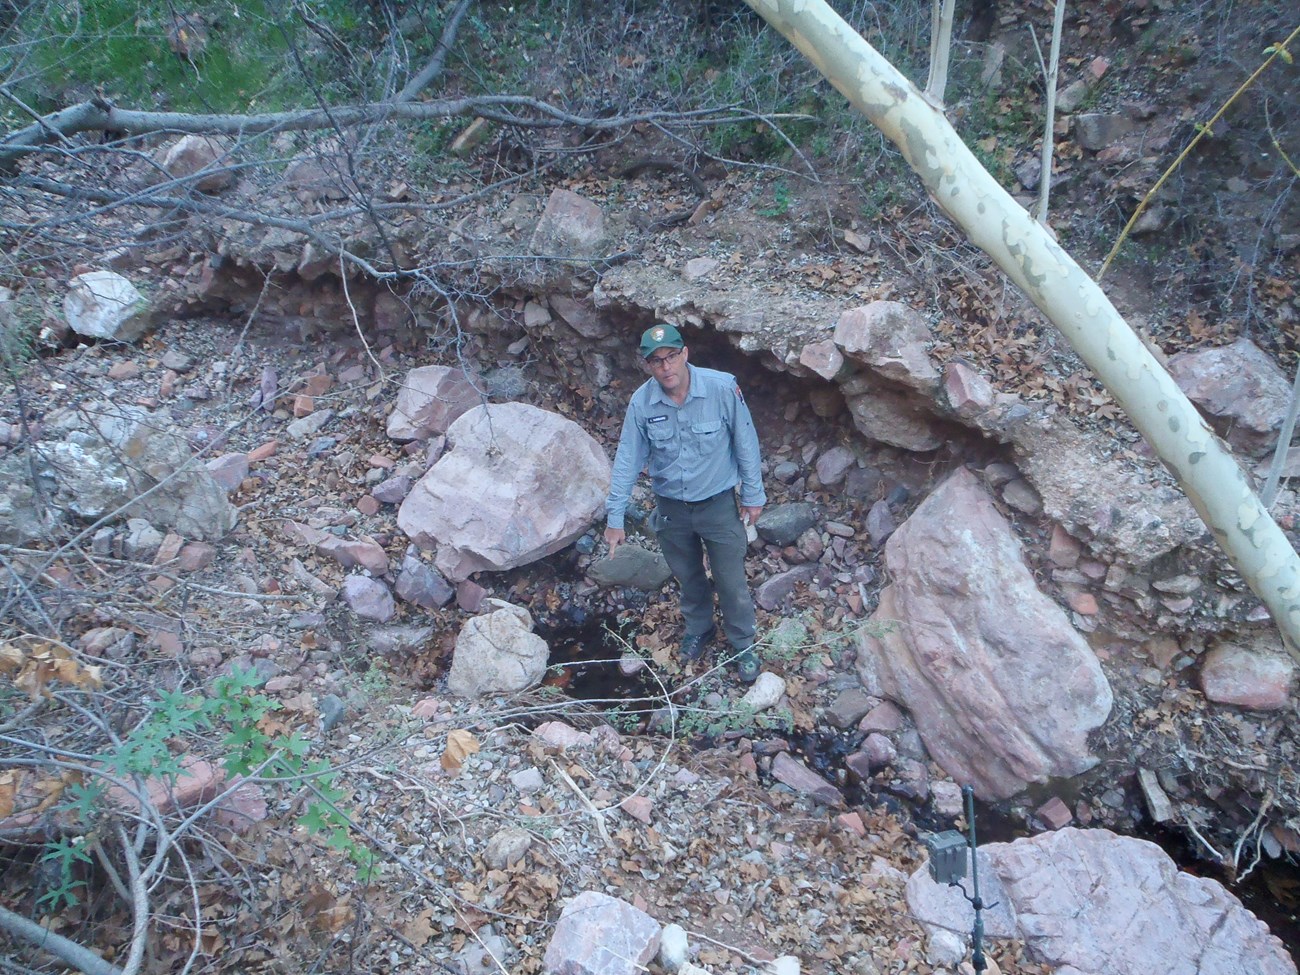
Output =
[{"x1": 743, "y1": 0, "x2": 1300, "y2": 651}]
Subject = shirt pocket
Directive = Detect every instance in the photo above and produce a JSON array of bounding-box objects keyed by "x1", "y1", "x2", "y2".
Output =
[
  {"x1": 646, "y1": 424, "x2": 675, "y2": 451},
  {"x1": 683, "y1": 419, "x2": 723, "y2": 463}
]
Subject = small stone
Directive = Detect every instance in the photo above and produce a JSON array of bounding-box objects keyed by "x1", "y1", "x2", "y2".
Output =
[
  {"x1": 484, "y1": 827, "x2": 533, "y2": 869},
  {"x1": 1067, "y1": 591, "x2": 1099, "y2": 615},
  {"x1": 108, "y1": 360, "x2": 142, "y2": 380},
  {"x1": 356, "y1": 495, "x2": 380, "y2": 516},
  {"x1": 1001, "y1": 478, "x2": 1042, "y2": 515},
  {"x1": 247, "y1": 441, "x2": 278, "y2": 462},
  {"x1": 1036, "y1": 796, "x2": 1073, "y2": 830},
  {"x1": 741, "y1": 672, "x2": 786, "y2": 712},
  {"x1": 510, "y1": 767, "x2": 545, "y2": 793},
  {"x1": 206, "y1": 453, "x2": 250, "y2": 493},
  {"x1": 619, "y1": 795, "x2": 653, "y2": 824},
  {"x1": 341, "y1": 575, "x2": 396, "y2": 622},
  {"x1": 292, "y1": 393, "x2": 315, "y2": 417},
  {"x1": 287, "y1": 409, "x2": 334, "y2": 439},
  {"x1": 659, "y1": 923, "x2": 689, "y2": 972},
  {"x1": 825, "y1": 520, "x2": 855, "y2": 538},
  {"x1": 177, "y1": 542, "x2": 216, "y2": 572},
  {"x1": 1049, "y1": 524, "x2": 1082, "y2": 567},
  {"x1": 682, "y1": 257, "x2": 719, "y2": 281},
  {"x1": 1153, "y1": 574, "x2": 1201, "y2": 596}
]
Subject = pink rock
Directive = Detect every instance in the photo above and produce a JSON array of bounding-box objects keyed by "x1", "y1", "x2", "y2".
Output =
[
  {"x1": 316, "y1": 537, "x2": 389, "y2": 575},
  {"x1": 799, "y1": 339, "x2": 844, "y2": 380},
  {"x1": 247, "y1": 441, "x2": 278, "y2": 462},
  {"x1": 398, "y1": 403, "x2": 611, "y2": 581},
  {"x1": 550, "y1": 294, "x2": 610, "y2": 339},
  {"x1": 1201, "y1": 638, "x2": 1295, "y2": 710},
  {"x1": 619, "y1": 795, "x2": 653, "y2": 824},
  {"x1": 683, "y1": 257, "x2": 719, "y2": 281},
  {"x1": 108, "y1": 360, "x2": 141, "y2": 380},
  {"x1": 908, "y1": 828, "x2": 1295, "y2": 975},
  {"x1": 1067, "y1": 591, "x2": 1099, "y2": 615},
  {"x1": 386, "y1": 365, "x2": 482, "y2": 441},
  {"x1": 532, "y1": 721, "x2": 593, "y2": 751},
  {"x1": 855, "y1": 467, "x2": 1112, "y2": 800},
  {"x1": 542, "y1": 891, "x2": 660, "y2": 975},
  {"x1": 411, "y1": 698, "x2": 440, "y2": 719},
  {"x1": 859, "y1": 701, "x2": 904, "y2": 733},
  {"x1": 340, "y1": 576, "x2": 395, "y2": 622},
  {"x1": 836, "y1": 812, "x2": 867, "y2": 836},
  {"x1": 943, "y1": 361, "x2": 994, "y2": 414},
  {"x1": 529, "y1": 188, "x2": 606, "y2": 257},
  {"x1": 182, "y1": 541, "x2": 217, "y2": 573},
  {"x1": 1166, "y1": 338, "x2": 1291, "y2": 457},
  {"x1": 815, "y1": 445, "x2": 856, "y2": 487},
  {"x1": 153, "y1": 135, "x2": 233, "y2": 193},
  {"x1": 206, "y1": 453, "x2": 249, "y2": 492},
  {"x1": 771, "y1": 752, "x2": 845, "y2": 808},
  {"x1": 154, "y1": 532, "x2": 184, "y2": 566},
  {"x1": 1036, "y1": 796, "x2": 1073, "y2": 830},
  {"x1": 1049, "y1": 524, "x2": 1082, "y2": 568},
  {"x1": 833, "y1": 301, "x2": 940, "y2": 391},
  {"x1": 457, "y1": 579, "x2": 487, "y2": 613},
  {"x1": 356, "y1": 495, "x2": 380, "y2": 516}
]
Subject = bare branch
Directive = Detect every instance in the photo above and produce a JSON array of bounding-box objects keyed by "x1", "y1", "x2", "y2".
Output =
[
  {"x1": 0, "y1": 902, "x2": 124, "y2": 975},
  {"x1": 395, "y1": 0, "x2": 474, "y2": 103}
]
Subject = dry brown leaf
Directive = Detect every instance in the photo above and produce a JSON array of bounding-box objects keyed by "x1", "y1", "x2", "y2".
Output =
[
  {"x1": 0, "y1": 769, "x2": 20, "y2": 818},
  {"x1": 441, "y1": 729, "x2": 480, "y2": 771},
  {"x1": 403, "y1": 908, "x2": 436, "y2": 945}
]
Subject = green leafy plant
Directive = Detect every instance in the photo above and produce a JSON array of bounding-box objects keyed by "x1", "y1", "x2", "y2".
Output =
[
  {"x1": 36, "y1": 837, "x2": 93, "y2": 913},
  {"x1": 757, "y1": 180, "x2": 792, "y2": 217}
]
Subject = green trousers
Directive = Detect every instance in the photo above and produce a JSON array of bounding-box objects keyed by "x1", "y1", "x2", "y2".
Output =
[{"x1": 651, "y1": 490, "x2": 756, "y2": 649}]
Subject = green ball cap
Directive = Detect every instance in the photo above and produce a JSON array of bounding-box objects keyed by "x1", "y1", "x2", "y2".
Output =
[{"x1": 639, "y1": 323, "x2": 684, "y2": 358}]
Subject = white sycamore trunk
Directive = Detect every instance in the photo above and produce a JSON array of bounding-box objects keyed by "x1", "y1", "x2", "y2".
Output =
[
  {"x1": 743, "y1": 0, "x2": 1300, "y2": 651},
  {"x1": 925, "y1": 0, "x2": 957, "y2": 106}
]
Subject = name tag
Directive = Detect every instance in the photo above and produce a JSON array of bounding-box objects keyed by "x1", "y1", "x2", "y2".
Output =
[{"x1": 647, "y1": 415, "x2": 669, "y2": 424}]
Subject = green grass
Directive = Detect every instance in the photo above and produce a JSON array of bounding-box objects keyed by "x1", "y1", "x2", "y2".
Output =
[{"x1": 4, "y1": 1, "x2": 384, "y2": 119}]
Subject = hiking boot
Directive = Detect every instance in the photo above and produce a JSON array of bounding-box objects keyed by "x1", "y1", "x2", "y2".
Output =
[
  {"x1": 679, "y1": 625, "x2": 716, "y2": 663},
  {"x1": 732, "y1": 647, "x2": 761, "y2": 683}
]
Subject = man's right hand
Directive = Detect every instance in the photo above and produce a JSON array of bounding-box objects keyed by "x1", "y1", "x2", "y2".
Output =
[{"x1": 604, "y1": 526, "x2": 625, "y2": 555}]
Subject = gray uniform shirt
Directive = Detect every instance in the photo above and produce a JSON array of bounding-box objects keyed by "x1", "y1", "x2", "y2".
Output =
[{"x1": 605, "y1": 364, "x2": 766, "y2": 530}]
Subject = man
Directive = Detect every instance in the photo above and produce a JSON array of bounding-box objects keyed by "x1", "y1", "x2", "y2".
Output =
[{"x1": 604, "y1": 323, "x2": 766, "y2": 682}]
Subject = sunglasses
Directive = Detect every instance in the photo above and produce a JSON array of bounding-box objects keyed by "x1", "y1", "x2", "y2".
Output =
[{"x1": 645, "y1": 348, "x2": 684, "y2": 368}]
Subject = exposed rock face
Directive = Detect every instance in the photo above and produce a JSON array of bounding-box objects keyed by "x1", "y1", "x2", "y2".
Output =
[
  {"x1": 448, "y1": 600, "x2": 550, "y2": 698},
  {"x1": 386, "y1": 365, "x2": 482, "y2": 441},
  {"x1": 542, "y1": 890, "x2": 661, "y2": 975},
  {"x1": 907, "y1": 828, "x2": 1296, "y2": 975},
  {"x1": 840, "y1": 376, "x2": 943, "y2": 452},
  {"x1": 64, "y1": 270, "x2": 151, "y2": 342},
  {"x1": 397, "y1": 403, "x2": 611, "y2": 580},
  {"x1": 854, "y1": 467, "x2": 1112, "y2": 799},
  {"x1": 1167, "y1": 337, "x2": 1292, "y2": 458}
]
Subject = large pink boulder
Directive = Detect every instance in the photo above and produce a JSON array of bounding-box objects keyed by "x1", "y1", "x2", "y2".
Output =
[
  {"x1": 833, "y1": 301, "x2": 940, "y2": 391},
  {"x1": 855, "y1": 467, "x2": 1112, "y2": 799},
  {"x1": 397, "y1": 403, "x2": 611, "y2": 580},
  {"x1": 908, "y1": 828, "x2": 1296, "y2": 975}
]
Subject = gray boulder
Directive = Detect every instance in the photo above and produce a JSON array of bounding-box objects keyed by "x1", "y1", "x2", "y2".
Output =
[
  {"x1": 398, "y1": 403, "x2": 611, "y2": 581},
  {"x1": 64, "y1": 271, "x2": 151, "y2": 342},
  {"x1": 447, "y1": 600, "x2": 550, "y2": 698},
  {"x1": 756, "y1": 502, "x2": 817, "y2": 546},
  {"x1": 588, "y1": 544, "x2": 672, "y2": 590}
]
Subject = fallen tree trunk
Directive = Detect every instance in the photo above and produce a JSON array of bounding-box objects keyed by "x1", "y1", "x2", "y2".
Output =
[{"x1": 742, "y1": 0, "x2": 1300, "y2": 651}]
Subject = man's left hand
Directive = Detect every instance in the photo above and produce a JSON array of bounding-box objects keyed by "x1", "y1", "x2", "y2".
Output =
[{"x1": 740, "y1": 506, "x2": 763, "y2": 526}]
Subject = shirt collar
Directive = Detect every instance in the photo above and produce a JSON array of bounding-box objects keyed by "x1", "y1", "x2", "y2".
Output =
[{"x1": 649, "y1": 363, "x2": 700, "y2": 406}]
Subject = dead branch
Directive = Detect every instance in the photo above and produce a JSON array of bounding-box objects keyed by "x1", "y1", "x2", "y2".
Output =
[
  {"x1": 395, "y1": 0, "x2": 474, "y2": 103},
  {"x1": 0, "y1": 96, "x2": 762, "y2": 172},
  {"x1": 0, "y1": 902, "x2": 125, "y2": 975}
]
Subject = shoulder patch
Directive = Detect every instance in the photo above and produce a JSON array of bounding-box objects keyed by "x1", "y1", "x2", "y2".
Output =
[{"x1": 734, "y1": 385, "x2": 745, "y2": 404}]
